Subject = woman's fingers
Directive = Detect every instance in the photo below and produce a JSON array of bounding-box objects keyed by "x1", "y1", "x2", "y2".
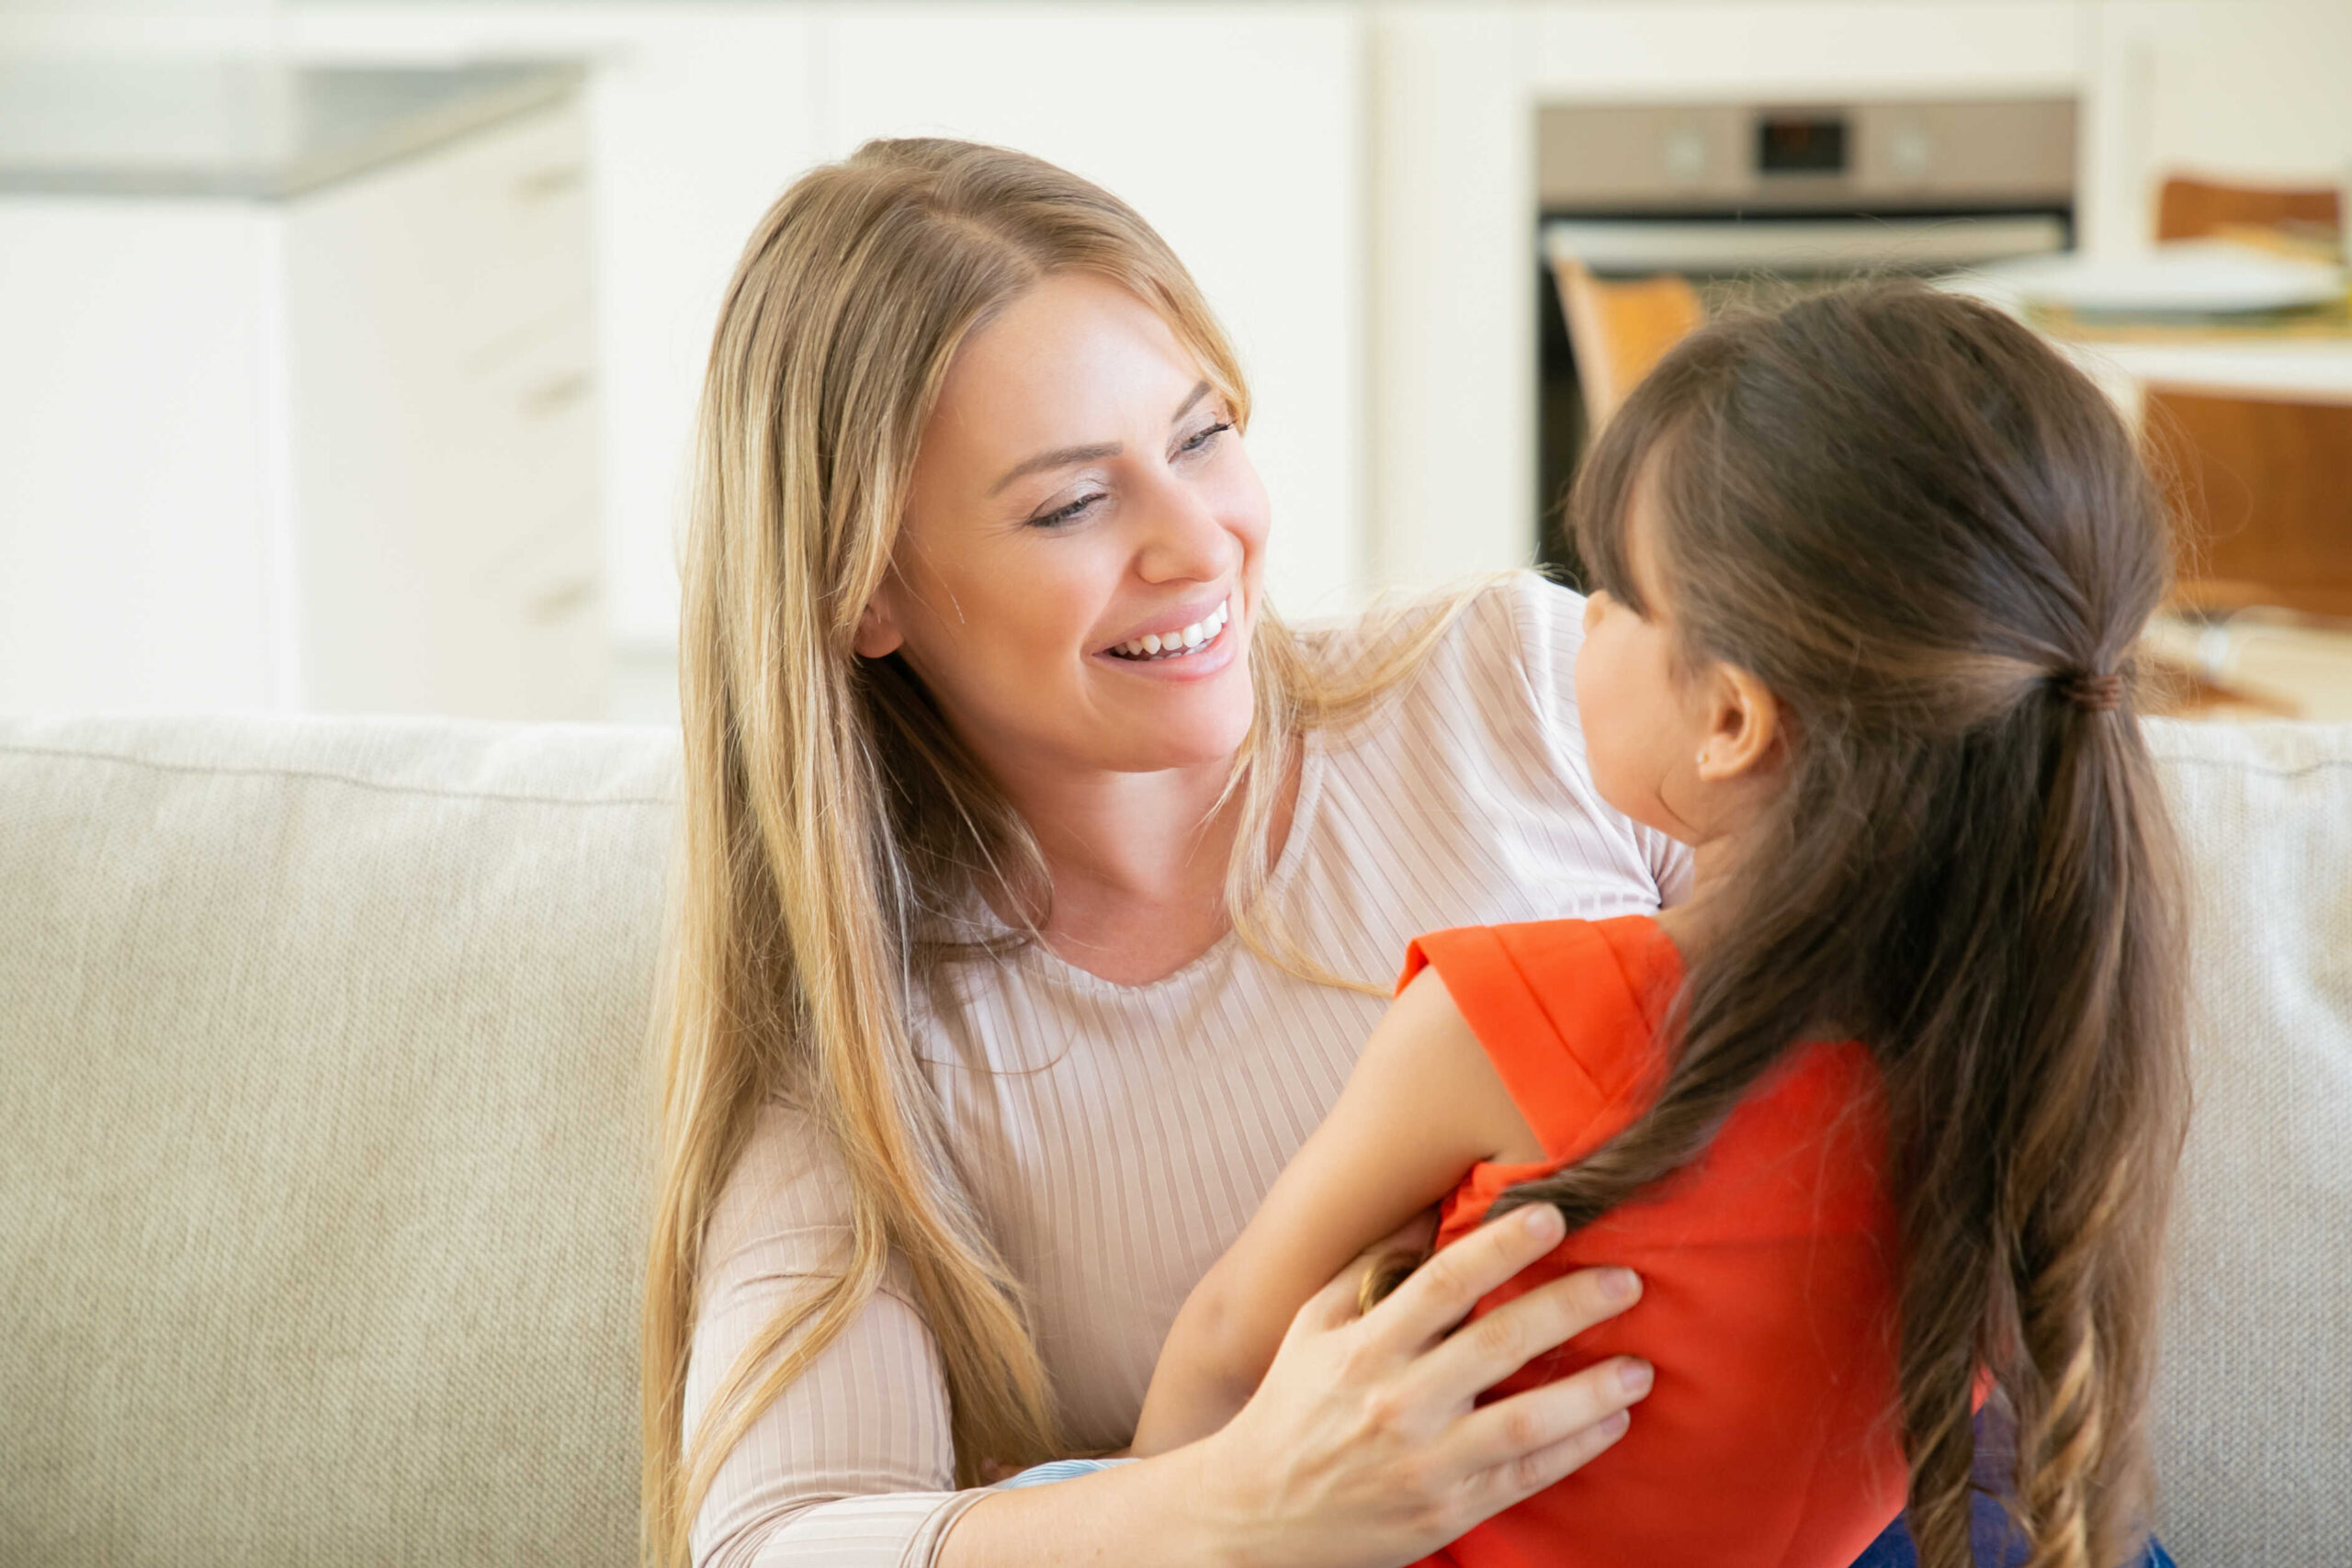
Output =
[
  {"x1": 1443, "y1": 1352, "x2": 1652, "y2": 1485},
  {"x1": 1408, "y1": 1261, "x2": 1644, "y2": 1406},
  {"x1": 1458, "y1": 1394, "x2": 1637, "y2": 1517},
  {"x1": 1361, "y1": 1205, "x2": 1569, "y2": 1354}
]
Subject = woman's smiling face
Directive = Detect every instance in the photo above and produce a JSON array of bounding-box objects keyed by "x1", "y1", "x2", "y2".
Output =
[{"x1": 858, "y1": 271, "x2": 1269, "y2": 784}]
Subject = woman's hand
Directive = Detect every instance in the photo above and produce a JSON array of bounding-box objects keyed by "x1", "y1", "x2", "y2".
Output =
[
  {"x1": 941, "y1": 1204, "x2": 1645, "y2": 1568},
  {"x1": 1182, "y1": 1202, "x2": 1651, "y2": 1568}
]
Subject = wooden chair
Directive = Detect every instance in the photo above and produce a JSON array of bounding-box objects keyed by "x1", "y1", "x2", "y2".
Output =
[
  {"x1": 2156, "y1": 174, "x2": 2342, "y2": 247},
  {"x1": 1550, "y1": 255, "x2": 1704, "y2": 431}
]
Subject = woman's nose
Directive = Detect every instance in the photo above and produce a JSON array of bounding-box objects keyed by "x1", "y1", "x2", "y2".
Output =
[{"x1": 1132, "y1": 478, "x2": 1238, "y2": 586}]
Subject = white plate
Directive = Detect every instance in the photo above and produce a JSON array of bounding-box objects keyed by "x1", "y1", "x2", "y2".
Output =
[{"x1": 1973, "y1": 240, "x2": 2346, "y2": 316}]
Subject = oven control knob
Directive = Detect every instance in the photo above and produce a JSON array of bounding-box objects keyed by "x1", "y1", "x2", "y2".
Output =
[
  {"x1": 1890, "y1": 122, "x2": 1933, "y2": 181},
  {"x1": 1663, "y1": 125, "x2": 1708, "y2": 184}
]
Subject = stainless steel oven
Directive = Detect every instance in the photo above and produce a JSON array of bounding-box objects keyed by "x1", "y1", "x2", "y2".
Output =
[{"x1": 1536, "y1": 96, "x2": 2077, "y2": 567}]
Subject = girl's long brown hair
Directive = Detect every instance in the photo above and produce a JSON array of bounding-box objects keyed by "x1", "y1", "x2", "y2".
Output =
[{"x1": 1489, "y1": 284, "x2": 2188, "y2": 1568}]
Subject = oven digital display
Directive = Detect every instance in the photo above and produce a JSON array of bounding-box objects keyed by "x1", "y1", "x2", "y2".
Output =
[{"x1": 1757, "y1": 113, "x2": 1848, "y2": 175}]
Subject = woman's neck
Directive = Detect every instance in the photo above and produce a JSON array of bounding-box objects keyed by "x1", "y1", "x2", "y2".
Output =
[{"x1": 988, "y1": 747, "x2": 1300, "y2": 987}]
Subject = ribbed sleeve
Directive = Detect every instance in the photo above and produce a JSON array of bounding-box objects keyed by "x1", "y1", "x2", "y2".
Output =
[{"x1": 684, "y1": 575, "x2": 1687, "y2": 1567}]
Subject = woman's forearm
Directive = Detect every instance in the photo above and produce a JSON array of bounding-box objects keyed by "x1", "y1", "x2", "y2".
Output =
[
  {"x1": 938, "y1": 1448, "x2": 1238, "y2": 1568},
  {"x1": 943, "y1": 1215, "x2": 1650, "y2": 1568}
]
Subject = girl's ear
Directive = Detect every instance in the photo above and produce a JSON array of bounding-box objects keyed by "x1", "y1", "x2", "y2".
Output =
[
  {"x1": 1694, "y1": 663, "x2": 1782, "y2": 783},
  {"x1": 853, "y1": 589, "x2": 905, "y2": 659}
]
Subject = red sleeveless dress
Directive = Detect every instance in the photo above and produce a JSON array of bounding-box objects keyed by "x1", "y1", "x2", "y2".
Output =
[{"x1": 1400, "y1": 915, "x2": 1907, "y2": 1568}]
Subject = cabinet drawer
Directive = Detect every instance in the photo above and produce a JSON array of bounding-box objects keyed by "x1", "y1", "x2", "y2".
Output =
[
  {"x1": 472, "y1": 500, "x2": 608, "y2": 720},
  {"x1": 443, "y1": 315, "x2": 600, "y2": 570},
  {"x1": 438, "y1": 107, "x2": 595, "y2": 367}
]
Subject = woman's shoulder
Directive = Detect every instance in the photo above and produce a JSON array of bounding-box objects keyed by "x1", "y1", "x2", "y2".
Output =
[
  {"x1": 699, "y1": 1097, "x2": 861, "y2": 1295},
  {"x1": 1304, "y1": 570, "x2": 1582, "y2": 686},
  {"x1": 1301, "y1": 571, "x2": 1586, "y2": 761},
  {"x1": 1306, "y1": 571, "x2": 1611, "y2": 812}
]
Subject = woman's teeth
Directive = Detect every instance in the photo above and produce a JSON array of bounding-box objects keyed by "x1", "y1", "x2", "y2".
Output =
[{"x1": 1110, "y1": 598, "x2": 1231, "y2": 661}]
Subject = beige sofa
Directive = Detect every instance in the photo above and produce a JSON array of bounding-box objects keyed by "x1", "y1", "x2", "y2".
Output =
[{"x1": 4, "y1": 713, "x2": 2347, "y2": 1565}]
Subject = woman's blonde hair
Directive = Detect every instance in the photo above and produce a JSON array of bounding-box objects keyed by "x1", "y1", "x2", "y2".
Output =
[{"x1": 642, "y1": 138, "x2": 1467, "y2": 1566}]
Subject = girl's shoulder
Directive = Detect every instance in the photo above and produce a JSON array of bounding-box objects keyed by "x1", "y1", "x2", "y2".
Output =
[{"x1": 1401, "y1": 913, "x2": 1679, "y2": 1164}]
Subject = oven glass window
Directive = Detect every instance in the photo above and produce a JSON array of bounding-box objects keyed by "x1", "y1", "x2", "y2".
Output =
[{"x1": 1757, "y1": 114, "x2": 1848, "y2": 175}]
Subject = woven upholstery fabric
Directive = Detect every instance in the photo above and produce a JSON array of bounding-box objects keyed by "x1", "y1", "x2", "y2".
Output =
[
  {"x1": 0, "y1": 713, "x2": 2346, "y2": 1565},
  {"x1": 0, "y1": 716, "x2": 676, "y2": 1568},
  {"x1": 2143, "y1": 718, "x2": 2352, "y2": 1563}
]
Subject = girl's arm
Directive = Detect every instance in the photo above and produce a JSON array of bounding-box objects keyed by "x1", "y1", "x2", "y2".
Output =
[{"x1": 1131, "y1": 966, "x2": 1547, "y2": 1454}]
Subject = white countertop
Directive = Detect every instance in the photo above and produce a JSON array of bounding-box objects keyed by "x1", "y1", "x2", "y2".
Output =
[
  {"x1": 0, "y1": 58, "x2": 583, "y2": 200},
  {"x1": 1948, "y1": 254, "x2": 2352, "y2": 406}
]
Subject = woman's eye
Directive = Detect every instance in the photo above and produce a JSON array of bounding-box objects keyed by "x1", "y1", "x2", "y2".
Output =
[
  {"x1": 1177, "y1": 420, "x2": 1232, "y2": 457},
  {"x1": 1031, "y1": 492, "x2": 1103, "y2": 529}
]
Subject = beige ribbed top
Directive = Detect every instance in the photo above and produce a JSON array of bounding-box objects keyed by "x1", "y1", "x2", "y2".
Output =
[{"x1": 685, "y1": 576, "x2": 1688, "y2": 1567}]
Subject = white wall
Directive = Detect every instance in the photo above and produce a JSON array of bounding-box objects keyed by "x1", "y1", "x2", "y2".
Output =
[
  {"x1": 1369, "y1": 5, "x2": 1532, "y2": 589},
  {"x1": 2090, "y1": 1, "x2": 2352, "y2": 254},
  {"x1": 0, "y1": 202, "x2": 282, "y2": 711},
  {"x1": 821, "y1": 4, "x2": 1368, "y2": 621}
]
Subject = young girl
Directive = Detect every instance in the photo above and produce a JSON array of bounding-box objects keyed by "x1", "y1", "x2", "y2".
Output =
[{"x1": 1123, "y1": 284, "x2": 2188, "y2": 1568}]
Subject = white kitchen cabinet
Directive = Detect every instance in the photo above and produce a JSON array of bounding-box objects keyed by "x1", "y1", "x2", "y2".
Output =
[
  {"x1": 0, "y1": 72, "x2": 605, "y2": 718},
  {"x1": 279, "y1": 103, "x2": 604, "y2": 716}
]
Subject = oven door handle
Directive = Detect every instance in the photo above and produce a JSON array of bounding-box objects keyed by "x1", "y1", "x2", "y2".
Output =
[{"x1": 1543, "y1": 215, "x2": 2069, "y2": 275}]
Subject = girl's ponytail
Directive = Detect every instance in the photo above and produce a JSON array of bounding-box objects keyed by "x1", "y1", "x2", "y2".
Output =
[
  {"x1": 1994, "y1": 682, "x2": 2183, "y2": 1568},
  {"x1": 1487, "y1": 284, "x2": 2188, "y2": 1568}
]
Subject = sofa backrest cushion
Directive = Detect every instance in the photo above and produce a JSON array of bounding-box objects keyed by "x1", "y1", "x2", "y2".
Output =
[
  {"x1": 1, "y1": 716, "x2": 675, "y2": 1566},
  {"x1": 2143, "y1": 717, "x2": 2352, "y2": 1563},
  {"x1": 3, "y1": 714, "x2": 2347, "y2": 1564}
]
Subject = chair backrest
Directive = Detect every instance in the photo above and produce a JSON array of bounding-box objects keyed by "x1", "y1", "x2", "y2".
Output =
[
  {"x1": 2155, "y1": 174, "x2": 2343, "y2": 245},
  {"x1": 1550, "y1": 255, "x2": 1704, "y2": 431},
  {"x1": 2147, "y1": 387, "x2": 2352, "y2": 623}
]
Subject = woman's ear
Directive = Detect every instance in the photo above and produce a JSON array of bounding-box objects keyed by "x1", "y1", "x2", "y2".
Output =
[
  {"x1": 1693, "y1": 664, "x2": 1781, "y2": 784},
  {"x1": 852, "y1": 590, "x2": 904, "y2": 660}
]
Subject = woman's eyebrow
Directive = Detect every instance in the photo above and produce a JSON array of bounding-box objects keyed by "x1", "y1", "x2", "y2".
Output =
[
  {"x1": 989, "y1": 441, "x2": 1120, "y2": 496},
  {"x1": 985, "y1": 382, "x2": 1216, "y2": 496}
]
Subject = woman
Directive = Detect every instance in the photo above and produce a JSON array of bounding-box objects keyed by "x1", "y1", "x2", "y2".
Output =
[{"x1": 642, "y1": 137, "x2": 1712, "y2": 1568}]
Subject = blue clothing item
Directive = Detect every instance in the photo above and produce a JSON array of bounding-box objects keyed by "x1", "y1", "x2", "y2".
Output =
[
  {"x1": 1849, "y1": 1405, "x2": 2177, "y2": 1568},
  {"x1": 1849, "y1": 1500, "x2": 2178, "y2": 1568},
  {"x1": 990, "y1": 1457, "x2": 1131, "y2": 1489}
]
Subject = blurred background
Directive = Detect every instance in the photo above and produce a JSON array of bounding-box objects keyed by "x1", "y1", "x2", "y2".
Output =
[{"x1": 2, "y1": 0, "x2": 2347, "y2": 727}]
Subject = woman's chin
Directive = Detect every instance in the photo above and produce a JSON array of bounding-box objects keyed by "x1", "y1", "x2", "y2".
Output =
[{"x1": 1106, "y1": 685, "x2": 1257, "y2": 774}]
